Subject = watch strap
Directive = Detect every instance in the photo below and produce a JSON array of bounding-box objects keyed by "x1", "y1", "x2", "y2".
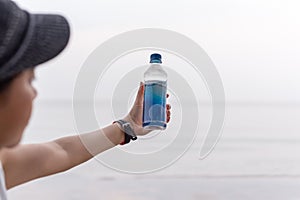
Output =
[{"x1": 113, "y1": 120, "x2": 137, "y2": 145}]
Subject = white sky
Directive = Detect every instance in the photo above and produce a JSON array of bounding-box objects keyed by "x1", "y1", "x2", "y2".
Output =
[{"x1": 14, "y1": 0, "x2": 300, "y2": 102}]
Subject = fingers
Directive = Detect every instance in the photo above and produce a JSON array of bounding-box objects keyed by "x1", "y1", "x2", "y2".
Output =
[
  {"x1": 167, "y1": 111, "x2": 171, "y2": 123},
  {"x1": 166, "y1": 94, "x2": 171, "y2": 122},
  {"x1": 166, "y1": 103, "x2": 171, "y2": 123},
  {"x1": 166, "y1": 104, "x2": 171, "y2": 110}
]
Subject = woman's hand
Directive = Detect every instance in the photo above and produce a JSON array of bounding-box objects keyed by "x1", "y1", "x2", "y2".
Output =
[{"x1": 123, "y1": 82, "x2": 171, "y2": 136}]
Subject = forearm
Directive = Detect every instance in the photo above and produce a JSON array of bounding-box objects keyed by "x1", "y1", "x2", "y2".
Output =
[
  {"x1": 53, "y1": 123, "x2": 125, "y2": 169},
  {"x1": 1, "y1": 123, "x2": 125, "y2": 189}
]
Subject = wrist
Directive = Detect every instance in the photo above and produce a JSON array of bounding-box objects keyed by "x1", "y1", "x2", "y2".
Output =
[
  {"x1": 112, "y1": 123, "x2": 125, "y2": 145},
  {"x1": 113, "y1": 119, "x2": 137, "y2": 145}
]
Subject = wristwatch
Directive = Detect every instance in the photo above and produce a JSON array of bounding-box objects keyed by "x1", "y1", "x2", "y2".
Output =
[{"x1": 113, "y1": 119, "x2": 137, "y2": 145}]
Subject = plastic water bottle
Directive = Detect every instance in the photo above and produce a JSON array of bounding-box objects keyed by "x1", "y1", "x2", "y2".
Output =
[{"x1": 143, "y1": 53, "x2": 168, "y2": 130}]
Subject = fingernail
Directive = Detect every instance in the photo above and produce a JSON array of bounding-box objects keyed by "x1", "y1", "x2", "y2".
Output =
[{"x1": 140, "y1": 82, "x2": 143, "y2": 86}]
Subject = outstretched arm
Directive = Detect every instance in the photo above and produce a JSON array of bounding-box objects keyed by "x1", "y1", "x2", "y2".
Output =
[
  {"x1": 0, "y1": 124, "x2": 124, "y2": 189},
  {"x1": 0, "y1": 82, "x2": 171, "y2": 189},
  {"x1": 0, "y1": 123, "x2": 124, "y2": 189}
]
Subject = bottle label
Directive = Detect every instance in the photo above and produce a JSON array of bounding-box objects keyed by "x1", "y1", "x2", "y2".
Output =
[{"x1": 143, "y1": 80, "x2": 167, "y2": 128}]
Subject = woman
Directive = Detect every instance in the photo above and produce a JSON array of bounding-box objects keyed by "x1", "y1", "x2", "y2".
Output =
[{"x1": 0, "y1": 0, "x2": 171, "y2": 199}]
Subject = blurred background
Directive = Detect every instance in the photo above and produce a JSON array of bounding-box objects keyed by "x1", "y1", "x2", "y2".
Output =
[{"x1": 8, "y1": 0, "x2": 300, "y2": 199}]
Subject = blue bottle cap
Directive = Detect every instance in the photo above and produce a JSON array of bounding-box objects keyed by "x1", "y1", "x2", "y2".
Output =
[{"x1": 150, "y1": 53, "x2": 162, "y2": 64}]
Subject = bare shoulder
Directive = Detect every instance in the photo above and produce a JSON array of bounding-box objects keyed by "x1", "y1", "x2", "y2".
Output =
[
  {"x1": 0, "y1": 148, "x2": 4, "y2": 163},
  {"x1": 0, "y1": 146, "x2": 21, "y2": 167},
  {"x1": 0, "y1": 143, "x2": 50, "y2": 167},
  {"x1": 0, "y1": 147, "x2": 11, "y2": 164},
  {"x1": 0, "y1": 143, "x2": 63, "y2": 189}
]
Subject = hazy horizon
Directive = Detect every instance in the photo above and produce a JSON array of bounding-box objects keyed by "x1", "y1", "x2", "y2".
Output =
[{"x1": 14, "y1": 0, "x2": 300, "y2": 103}]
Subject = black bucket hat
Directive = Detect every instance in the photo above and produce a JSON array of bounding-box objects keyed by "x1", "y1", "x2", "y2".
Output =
[{"x1": 0, "y1": 0, "x2": 70, "y2": 81}]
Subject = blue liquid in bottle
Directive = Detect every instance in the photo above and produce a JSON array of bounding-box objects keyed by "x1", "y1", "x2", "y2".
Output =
[{"x1": 143, "y1": 54, "x2": 168, "y2": 130}]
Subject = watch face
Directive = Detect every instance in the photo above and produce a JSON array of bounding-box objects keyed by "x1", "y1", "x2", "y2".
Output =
[
  {"x1": 117, "y1": 120, "x2": 136, "y2": 139},
  {"x1": 123, "y1": 124, "x2": 129, "y2": 130}
]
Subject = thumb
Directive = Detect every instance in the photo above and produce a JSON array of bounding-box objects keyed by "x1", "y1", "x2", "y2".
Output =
[{"x1": 134, "y1": 82, "x2": 144, "y2": 106}]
